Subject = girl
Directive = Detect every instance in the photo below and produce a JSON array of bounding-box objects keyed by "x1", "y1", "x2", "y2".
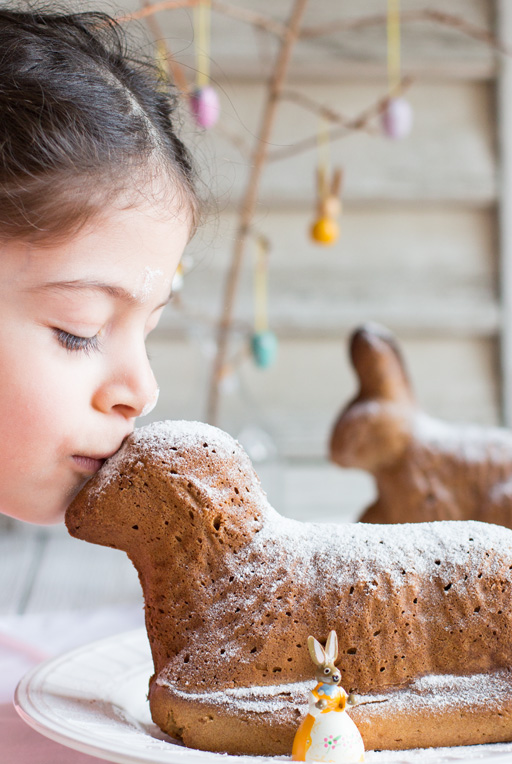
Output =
[{"x1": 0, "y1": 6, "x2": 199, "y2": 525}]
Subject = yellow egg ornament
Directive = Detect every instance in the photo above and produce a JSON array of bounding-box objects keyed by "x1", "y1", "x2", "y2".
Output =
[{"x1": 311, "y1": 216, "x2": 340, "y2": 245}]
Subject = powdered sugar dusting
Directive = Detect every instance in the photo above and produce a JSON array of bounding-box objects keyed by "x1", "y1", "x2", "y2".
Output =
[
  {"x1": 226, "y1": 509, "x2": 511, "y2": 594},
  {"x1": 133, "y1": 266, "x2": 164, "y2": 302},
  {"x1": 157, "y1": 668, "x2": 512, "y2": 721},
  {"x1": 90, "y1": 420, "x2": 266, "y2": 506},
  {"x1": 413, "y1": 412, "x2": 512, "y2": 461},
  {"x1": 140, "y1": 387, "x2": 160, "y2": 418}
]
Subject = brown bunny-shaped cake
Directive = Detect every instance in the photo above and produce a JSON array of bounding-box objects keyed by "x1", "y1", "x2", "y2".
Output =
[
  {"x1": 330, "y1": 324, "x2": 512, "y2": 527},
  {"x1": 66, "y1": 420, "x2": 512, "y2": 755}
]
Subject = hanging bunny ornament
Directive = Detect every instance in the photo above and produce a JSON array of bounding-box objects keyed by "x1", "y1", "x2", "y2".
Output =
[
  {"x1": 310, "y1": 167, "x2": 343, "y2": 246},
  {"x1": 292, "y1": 631, "x2": 364, "y2": 763}
]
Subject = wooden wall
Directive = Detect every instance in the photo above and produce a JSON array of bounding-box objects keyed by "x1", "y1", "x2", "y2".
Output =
[{"x1": 137, "y1": 0, "x2": 502, "y2": 516}]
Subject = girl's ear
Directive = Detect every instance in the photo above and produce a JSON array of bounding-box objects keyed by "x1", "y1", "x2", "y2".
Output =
[
  {"x1": 325, "y1": 630, "x2": 338, "y2": 662},
  {"x1": 350, "y1": 323, "x2": 414, "y2": 404},
  {"x1": 308, "y1": 635, "x2": 326, "y2": 667}
]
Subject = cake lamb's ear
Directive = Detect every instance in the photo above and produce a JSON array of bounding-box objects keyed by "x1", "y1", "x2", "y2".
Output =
[
  {"x1": 324, "y1": 630, "x2": 338, "y2": 662},
  {"x1": 350, "y1": 323, "x2": 414, "y2": 404},
  {"x1": 308, "y1": 635, "x2": 327, "y2": 667}
]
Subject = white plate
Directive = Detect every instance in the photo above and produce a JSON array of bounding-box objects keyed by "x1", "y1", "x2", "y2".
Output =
[{"x1": 13, "y1": 628, "x2": 512, "y2": 764}]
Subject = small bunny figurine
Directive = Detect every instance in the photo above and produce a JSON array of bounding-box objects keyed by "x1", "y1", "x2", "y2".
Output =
[{"x1": 292, "y1": 631, "x2": 364, "y2": 763}]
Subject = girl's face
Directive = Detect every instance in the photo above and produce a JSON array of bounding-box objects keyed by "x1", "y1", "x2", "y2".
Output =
[{"x1": 0, "y1": 198, "x2": 190, "y2": 524}]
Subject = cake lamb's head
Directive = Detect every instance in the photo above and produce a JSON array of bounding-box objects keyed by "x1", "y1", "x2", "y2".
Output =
[{"x1": 66, "y1": 420, "x2": 269, "y2": 556}]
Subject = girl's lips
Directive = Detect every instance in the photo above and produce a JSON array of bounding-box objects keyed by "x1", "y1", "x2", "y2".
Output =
[{"x1": 72, "y1": 455, "x2": 107, "y2": 474}]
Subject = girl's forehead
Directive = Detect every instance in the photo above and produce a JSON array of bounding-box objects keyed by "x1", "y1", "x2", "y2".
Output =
[{"x1": 4, "y1": 202, "x2": 189, "y2": 293}]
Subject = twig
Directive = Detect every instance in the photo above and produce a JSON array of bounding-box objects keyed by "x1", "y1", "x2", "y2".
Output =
[
  {"x1": 118, "y1": 0, "x2": 194, "y2": 22},
  {"x1": 141, "y1": 0, "x2": 189, "y2": 94},
  {"x1": 118, "y1": 0, "x2": 288, "y2": 40},
  {"x1": 206, "y1": 0, "x2": 310, "y2": 424},
  {"x1": 213, "y1": 123, "x2": 252, "y2": 159},
  {"x1": 269, "y1": 77, "x2": 413, "y2": 164},
  {"x1": 301, "y1": 9, "x2": 512, "y2": 58},
  {"x1": 280, "y1": 89, "x2": 375, "y2": 135},
  {"x1": 213, "y1": 1, "x2": 287, "y2": 39},
  {"x1": 171, "y1": 300, "x2": 250, "y2": 335}
]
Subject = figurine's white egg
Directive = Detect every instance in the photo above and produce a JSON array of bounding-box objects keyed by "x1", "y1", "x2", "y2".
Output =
[{"x1": 305, "y1": 711, "x2": 364, "y2": 763}]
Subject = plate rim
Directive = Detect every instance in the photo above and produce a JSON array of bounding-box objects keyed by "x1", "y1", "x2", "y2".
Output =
[{"x1": 14, "y1": 627, "x2": 244, "y2": 764}]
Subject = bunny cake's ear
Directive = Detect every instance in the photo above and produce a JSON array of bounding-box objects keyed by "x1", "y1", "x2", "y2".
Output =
[
  {"x1": 350, "y1": 323, "x2": 414, "y2": 404},
  {"x1": 325, "y1": 630, "x2": 338, "y2": 662},
  {"x1": 308, "y1": 635, "x2": 326, "y2": 667}
]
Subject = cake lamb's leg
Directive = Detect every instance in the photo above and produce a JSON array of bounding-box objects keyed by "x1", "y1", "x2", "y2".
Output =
[{"x1": 66, "y1": 419, "x2": 512, "y2": 756}]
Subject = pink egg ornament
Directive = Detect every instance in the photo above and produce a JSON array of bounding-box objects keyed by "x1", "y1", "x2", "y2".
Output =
[
  {"x1": 189, "y1": 86, "x2": 220, "y2": 129},
  {"x1": 381, "y1": 97, "x2": 413, "y2": 140}
]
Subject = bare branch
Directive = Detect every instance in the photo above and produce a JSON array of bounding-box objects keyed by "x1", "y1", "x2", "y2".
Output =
[
  {"x1": 119, "y1": 0, "x2": 287, "y2": 39},
  {"x1": 280, "y1": 89, "x2": 375, "y2": 134},
  {"x1": 301, "y1": 9, "x2": 511, "y2": 58},
  {"x1": 140, "y1": 0, "x2": 190, "y2": 93},
  {"x1": 269, "y1": 77, "x2": 413, "y2": 163},
  {"x1": 207, "y1": 0, "x2": 309, "y2": 423}
]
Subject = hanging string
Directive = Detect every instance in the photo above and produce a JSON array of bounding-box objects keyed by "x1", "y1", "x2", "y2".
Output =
[
  {"x1": 382, "y1": 0, "x2": 412, "y2": 139},
  {"x1": 155, "y1": 39, "x2": 169, "y2": 82},
  {"x1": 190, "y1": 0, "x2": 220, "y2": 129},
  {"x1": 154, "y1": 37, "x2": 189, "y2": 95},
  {"x1": 316, "y1": 115, "x2": 330, "y2": 205},
  {"x1": 194, "y1": 0, "x2": 211, "y2": 88},
  {"x1": 253, "y1": 236, "x2": 269, "y2": 334},
  {"x1": 387, "y1": 0, "x2": 401, "y2": 94}
]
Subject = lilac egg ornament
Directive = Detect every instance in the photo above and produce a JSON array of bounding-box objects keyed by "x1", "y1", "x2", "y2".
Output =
[
  {"x1": 189, "y1": 86, "x2": 220, "y2": 129},
  {"x1": 381, "y1": 97, "x2": 413, "y2": 140}
]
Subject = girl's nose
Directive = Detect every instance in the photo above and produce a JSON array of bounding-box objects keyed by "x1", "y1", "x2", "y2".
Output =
[{"x1": 92, "y1": 346, "x2": 159, "y2": 420}]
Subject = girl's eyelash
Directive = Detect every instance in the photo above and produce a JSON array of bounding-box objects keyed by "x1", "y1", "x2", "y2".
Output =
[{"x1": 54, "y1": 329, "x2": 100, "y2": 355}]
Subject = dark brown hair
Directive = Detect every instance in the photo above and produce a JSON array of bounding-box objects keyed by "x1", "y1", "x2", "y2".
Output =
[{"x1": 0, "y1": 5, "x2": 198, "y2": 245}]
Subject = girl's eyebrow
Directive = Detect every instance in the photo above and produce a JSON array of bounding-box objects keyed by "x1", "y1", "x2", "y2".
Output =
[{"x1": 28, "y1": 279, "x2": 173, "y2": 309}]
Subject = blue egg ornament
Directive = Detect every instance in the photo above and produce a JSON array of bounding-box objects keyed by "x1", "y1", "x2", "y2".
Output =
[{"x1": 251, "y1": 331, "x2": 278, "y2": 368}]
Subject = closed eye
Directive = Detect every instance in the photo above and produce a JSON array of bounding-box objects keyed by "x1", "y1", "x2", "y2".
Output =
[{"x1": 53, "y1": 329, "x2": 100, "y2": 355}]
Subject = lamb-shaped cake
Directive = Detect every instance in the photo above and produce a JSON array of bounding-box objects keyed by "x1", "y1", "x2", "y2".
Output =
[
  {"x1": 66, "y1": 421, "x2": 512, "y2": 756},
  {"x1": 330, "y1": 324, "x2": 512, "y2": 527}
]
